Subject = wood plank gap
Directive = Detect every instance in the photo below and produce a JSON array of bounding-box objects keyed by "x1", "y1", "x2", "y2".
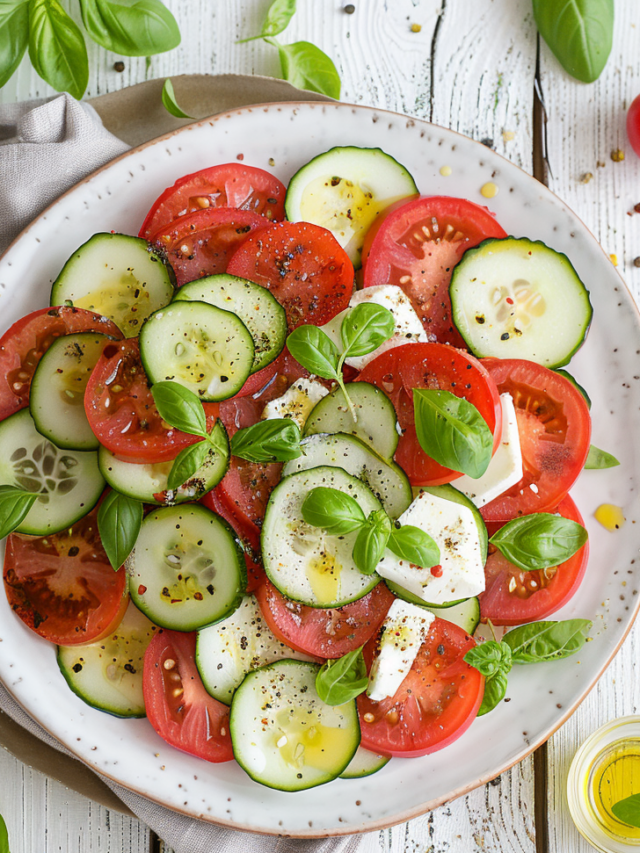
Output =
[
  {"x1": 149, "y1": 829, "x2": 163, "y2": 853},
  {"x1": 532, "y1": 34, "x2": 548, "y2": 186},
  {"x1": 428, "y1": 0, "x2": 447, "y2": 123}
]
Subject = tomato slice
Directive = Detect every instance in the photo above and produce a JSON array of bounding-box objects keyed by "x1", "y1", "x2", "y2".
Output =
[
  {"x1": 226, "y1": 221, "x2": 354, "y2": 329},
  {"x1": 139, "y1": 163, "x2": 286, "y2": 240},
  {"x1": 357, "y1": 342, "x2": 502, "y2": 486},
  {"x1": 480, "y1": 359, "x2": 591, "y2": 521},
  {"x1": 143, "y1": 630, "x2": 233, "y2": 763},
  {"x1": 151, "y1": 207, "x2": 269, "y2": 287},
  {"x1": 0, "y1": 306, "x2": 122, "y2": 422},
  {"x1": 479, "y1": 494, "x2": 588, "y2": 625},
  {"x1": 357, "y1": 617, "x2": 484, "y2": 757},
  {"x1": 3, "y1": 506, "x2": 128, "y2": 645},
  {"x1": 84, "y1": 338, "x2": 219, "y2": 463},
  {"x1": 362, "y1": 196, "x2": 507, "y2": 347},
  {"x1": 255, "y1": 579, "x2": 396, "y2": 659}
]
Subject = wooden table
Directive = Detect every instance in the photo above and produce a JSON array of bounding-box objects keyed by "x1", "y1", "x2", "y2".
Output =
[{"x1": 1, "y1": 1, "x2": 639, "y2": 850}]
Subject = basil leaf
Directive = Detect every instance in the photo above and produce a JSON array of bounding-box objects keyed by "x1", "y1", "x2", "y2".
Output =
[
  {"x1": 161, "y1": 77, "x2": 194, "y2": 119},
  {"x1": 477, "y1": 670, "x2": 509, "y2": 716},
  {"x1": 387, "y1": 524, "x2": 440, "y2": 570},
  {"x1": 533, "y1": 0, "x2": 613, "y2": 84},
  {"x1": 464, "y1": 640, "x2": 512, "y2": 679},
  {"x1": 269, "y1": 39, "x2": 341, "y2": 99},
  {"x1": 79, "y1": 0, "x2": 180, "y2": 56},
  {"x1": 585, "y1": 444, "x2": 619, "y2": 469},
  {"x1": 97, "y1": 491, "x2": 143, "y2": 570},
  {"x1": 503, "y1": 619, "x2": 592, "y2": 664},
  {"x1": 353, "y1": 510, "x2": 391, "y2": 575},
  {"x1": 315, "y1": 646, "x2": 368, "y2": 705},
  {"x1": 151, "y1": 381, "x2": 208, "y2": 437},
  {"x1": 239, "y1": 0, "x2": 296, "y2": 42},
  {"x1": 167, "y1": 440, "x2": 209, "y2": 491},
  {"x1": 29, "y1": 0, "x2": 89, "y2": 100},
  {"x1": 0, "y1": 485, "x2": 38, "y2": 539},
  {"x1": 286, "y1": 325, "x2": 340, "y2": 380},
  {"x1": 413, "y1": 389, "x2": 493, "y2": 479},
  {"x1": 612, "y1": 793, "x2": 640, "y2": 829},
  {"x1": 0, "y1": 813, "x2": 9, "y2": 853},
  {"x1": 230, "y1": 418, "x2": 301, "y2": 463},
  {"x1": 340, "y1": 303, "x2": 395, "y2": 359},
  {"x1": 301, "y1": 487, "x2": 366, "y2": 535},
  {"x1": 0, "y1": 1, "x2": 29, "y2": 89},
  {"x1": 490, "y1": 513, "x2": 588, "y2": 571}
]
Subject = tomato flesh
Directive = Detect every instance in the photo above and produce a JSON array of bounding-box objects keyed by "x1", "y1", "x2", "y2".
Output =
[
  {"x1": 363, "y1": 196, "x2": 506, "y2": 347},
  {"x1": 480, "y1": 359, "x2": 591, "y2": 521},
  {"x1": 3, "y1": 507, "x2": 128, "y2": 645},
  {"x1": 627, "y1": 94, "x2": 640, "y2": 158},
  {"x1": 226, "y1": 221, "x2": 354, "y2": 329},
  {"x1": 480, "y1": 495, "x2": 588, "y2": 625},
  {"x1": 357, "y1": 342, "x2": 502, "y2": 485},
  {"x1": 143, "y1": 630, "x2": 233, "y2": 763},
  {"x1": 255, "y1": 579, "x2": 396, "y2": 659},
  {"x1": 357, "y1": 617, "x2": 484, "y2": 757}
]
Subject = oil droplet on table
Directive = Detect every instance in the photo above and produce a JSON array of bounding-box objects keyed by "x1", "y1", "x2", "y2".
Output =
[
  {"x1": 480, "y1": 181, "x2": 499, "y2": 199},
  {"x1": 439, "y1": 165, "x2": 452, "y2": 177},
  {"x1": 594, "y1": 504, "x2": 626, "y2": 532}
]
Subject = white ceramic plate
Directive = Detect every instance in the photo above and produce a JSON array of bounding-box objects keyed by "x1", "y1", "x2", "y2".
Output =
[{"x1": 0, "y1": 102, "x2": 639, "y2": 838}]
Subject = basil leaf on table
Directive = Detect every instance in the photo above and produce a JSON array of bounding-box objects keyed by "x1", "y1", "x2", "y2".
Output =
[
  {"x1": 286, "y1": 325, "x2": 340, "y2": 380},
  {"x1": 489, "y1": 513, "x2": 588, "y2": 571},
  {"x1": 167, "y1": 440, "x2": 209, "y2": 491},
  {"x1": 161, "y1": 78, "x2": 195, "y2": 119},
  {"x1": 612, "y1": 793, "x2": 640, "y2": 829},
  {"x1": 151, "y1": 381, "x2": 208, "y2": 436},
  {"x1": 28, "y1": 0, "x2": 89, "y2": 100},
  {"x1": 477, "y1": 669, "x2": 509, "y2": 717},
  {"x1": 585, "y1": 444, "x2": 620, "y2": 469},
  {"x1": 502, "y1": 619, "x2": 592, "y2": 664},
  {"x1": 238, "y1": 0, "x2": 296, "y2": 42},
  {"x1": 79, "y1": 0, "x2": 180, "y2": 56},
  {"x1": 0, "y1": 485, "x2": 38, "y2": 540},
  {"x1": 353, "y1": 510, "x2": 391, "y2": 575},
  {"x1": 230, "y1": 418, "x2": 302, "y2": 463},
  {"x1": 387, "y1": 524, "x2": 440, "y2": 570},
  {"x1": 315, "y1": 646, "x2": 368, "y2": 705},
  {"x1": 301, "y1": 487, "x2": 366, "y2": 535},
  {"x1": 413, "y1": 389, "x2": 493, "y2": 479},
  {"x1": 268, "y1": 39, "x2": 341, "y2": 99},
  {"x1": 340, "y1": 303, "x2": 395, "y2": 359},
  {"x1": 0, "y1": 812, "x2": 9, "y2": 853},
  {"x1": 0, "y1": 0, "x2": 29, "y2": 89},
  {"x1": 533, "y1": 0, "x2": 614, "y2": 84},
  {"x1": 97, "y1": 491, "x2": 143, "y2": 570}
]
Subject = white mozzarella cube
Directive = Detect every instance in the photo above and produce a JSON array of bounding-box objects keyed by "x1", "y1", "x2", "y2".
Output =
[
  {"x1": 366, "y1": 599, "x2": 434, "y2": 702},
  {"x1": 455, "y1": 393, "x2": 523, "y2": 509},
  {"x1": 321, "y1": 284, "x2": 427, "y2": 370},
  {"x1": 261, "y1": 378, "x2": 328, "y2": 430},
  {"x1": 375, "y1": 491, "x2": 485, "y2": 605}
]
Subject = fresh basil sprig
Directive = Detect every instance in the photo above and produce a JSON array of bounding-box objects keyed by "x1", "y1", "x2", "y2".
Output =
[
  {"x1": 97, "y1": 490, "x2": 143, "y2": 571},
  {"x1": 533, "y1": 0, "x2": 613, "y2": 84},
  {"x1": 0, "y1": 0, "x2": 29, "y2": 89},
  {"x1": 29, "y1": 0, "x2": 89, "y2": 101},
  {"x1": 301, "y1": 487, "x2": 366, "y2": 535},
  {"x1": 162, "y1": 78, "x2": 195, "y2": 120},
  {"x1": 612, "y1": 793, "x2": 640, "y2": 829},
  {"x1": 0, "y1": 485, "x2": 39, "y2": 540},
  {"x1": 315, "y1": 646, "x2": 368, "y2": 705},
  {"x1": 489, "y1": 513, "x2": 588, "y2": 572},
  {"x1": 413, "y1": 389, "x2": 494, "y2": 479},
  {"x1": 585, "y1": 444, "x2": 620, "y2": 470},
  {"x1": 353, "y1": 510, "x2": 391, "y2": 575},
  {"x1": 238, "y1": 0, "x2": 295, "y2": 42},
  {"x1": 0, "y1": 811, "x2": 9, "y2": 853},
  {"x1": 230, "y1": 418, "x2": 302, "y2": 463},
  {"x1": 464, "y1": 619, "x2": 592, "y2": 715}
]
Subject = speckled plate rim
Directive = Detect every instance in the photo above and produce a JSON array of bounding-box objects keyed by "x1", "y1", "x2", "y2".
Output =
[{"x1": 0, "y1": 99, "x2": 639, "y2": 838}]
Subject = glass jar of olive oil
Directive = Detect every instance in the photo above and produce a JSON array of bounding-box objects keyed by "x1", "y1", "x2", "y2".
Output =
[{"x1": 568, "y1": 717, "x2": 640, "y2": 852}]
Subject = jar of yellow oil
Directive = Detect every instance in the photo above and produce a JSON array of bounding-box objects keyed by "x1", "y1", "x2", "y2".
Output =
[{"x1": 568, "y1": 717, "x2": 640, "y2": 852}]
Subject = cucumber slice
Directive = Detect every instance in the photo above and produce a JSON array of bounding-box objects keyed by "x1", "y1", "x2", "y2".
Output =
[
  {"x1": 282, "y1": 433, "x2": 411, "y2": 519},
  {"x1": 554, "y1": 368, "x2": 591, "y2": 409},
  {"x1": 450, "y1": 237, "x2": 593, "y2": 368},
  {"x1": 98, "y1": 420, "x2": 229, "y2": 504},
  {"x1": 172, "y1": 274, "x2": 286, "y2": 374},
  {"x1": 196, "y1": 594, "x2": 313, "y2": 704},
  {"x1": 127, "y1": 503, "x2": 247, "y2": 631},
  {"x1": 414, "y1": 597, "x2": 481, "y2": 634},
  {"x1": 304, "y1": 382, "x2": 399, "y2": 460},
  {"x1": 51, "y1": 233, "x2": 174, "y2": 338},
  {"x1": 139, "y1": 301, "x2": 254, "y2": 401},
  {"x1": 30, "y1": 332, "x2": 110, "y2": 451},
  {"x1": 285, "y1": 146, "x2": 417, "y2": 268},
  {"x1": 339, "y1": 746, "x2": 390, "y2": 779},
  {"x1": 230, "y1": 659, "x2": 361, "y2": 791},
  {"x1": 262, "y1": 465, "x2": 382, "y2": 608},
  {"x1": 57, "y1": 601, "x2": 159, "y2": 718},
  {"x1": 0, "y1": 409, "x2": 105, "y2": 535}
]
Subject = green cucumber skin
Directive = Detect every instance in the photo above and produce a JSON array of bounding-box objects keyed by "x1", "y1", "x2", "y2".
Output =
[
  {"x1": 339, "y1": 747, "x2": 390, "y2": 779},
  {"x1": 57, "y1": 650, "x2": 146, "y2": 719},
  {"x1": 554, "y1": 369, "x2": 592, "y2": 409}
]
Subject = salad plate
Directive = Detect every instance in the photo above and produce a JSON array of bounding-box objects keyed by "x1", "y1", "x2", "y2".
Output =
[{"x1": 0, "y1": 101, "x2": 639, "y2": 837}]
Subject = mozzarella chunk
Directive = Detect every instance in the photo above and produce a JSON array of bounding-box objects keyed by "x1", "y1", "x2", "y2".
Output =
[
  {"x1": 375, "y1": 491, "x2": 485, "y2": 605},
  {"x1": 455, "y1": 393, "x2": 523, "y2": 508},
  {"x1": 321, "y1": 284, "x2": 427, "y2": 370},
  {"x1": 366, "y1": 599, "x2": 434, "y2": 702},
  {"x1": 261, "y1": 378, "x2": 328, "y2": 429}
]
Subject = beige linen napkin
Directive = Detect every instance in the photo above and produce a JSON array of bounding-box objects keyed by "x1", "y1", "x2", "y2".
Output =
[{"x1": 0, "y1": 92, "x2": 370, "y2": 853}]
